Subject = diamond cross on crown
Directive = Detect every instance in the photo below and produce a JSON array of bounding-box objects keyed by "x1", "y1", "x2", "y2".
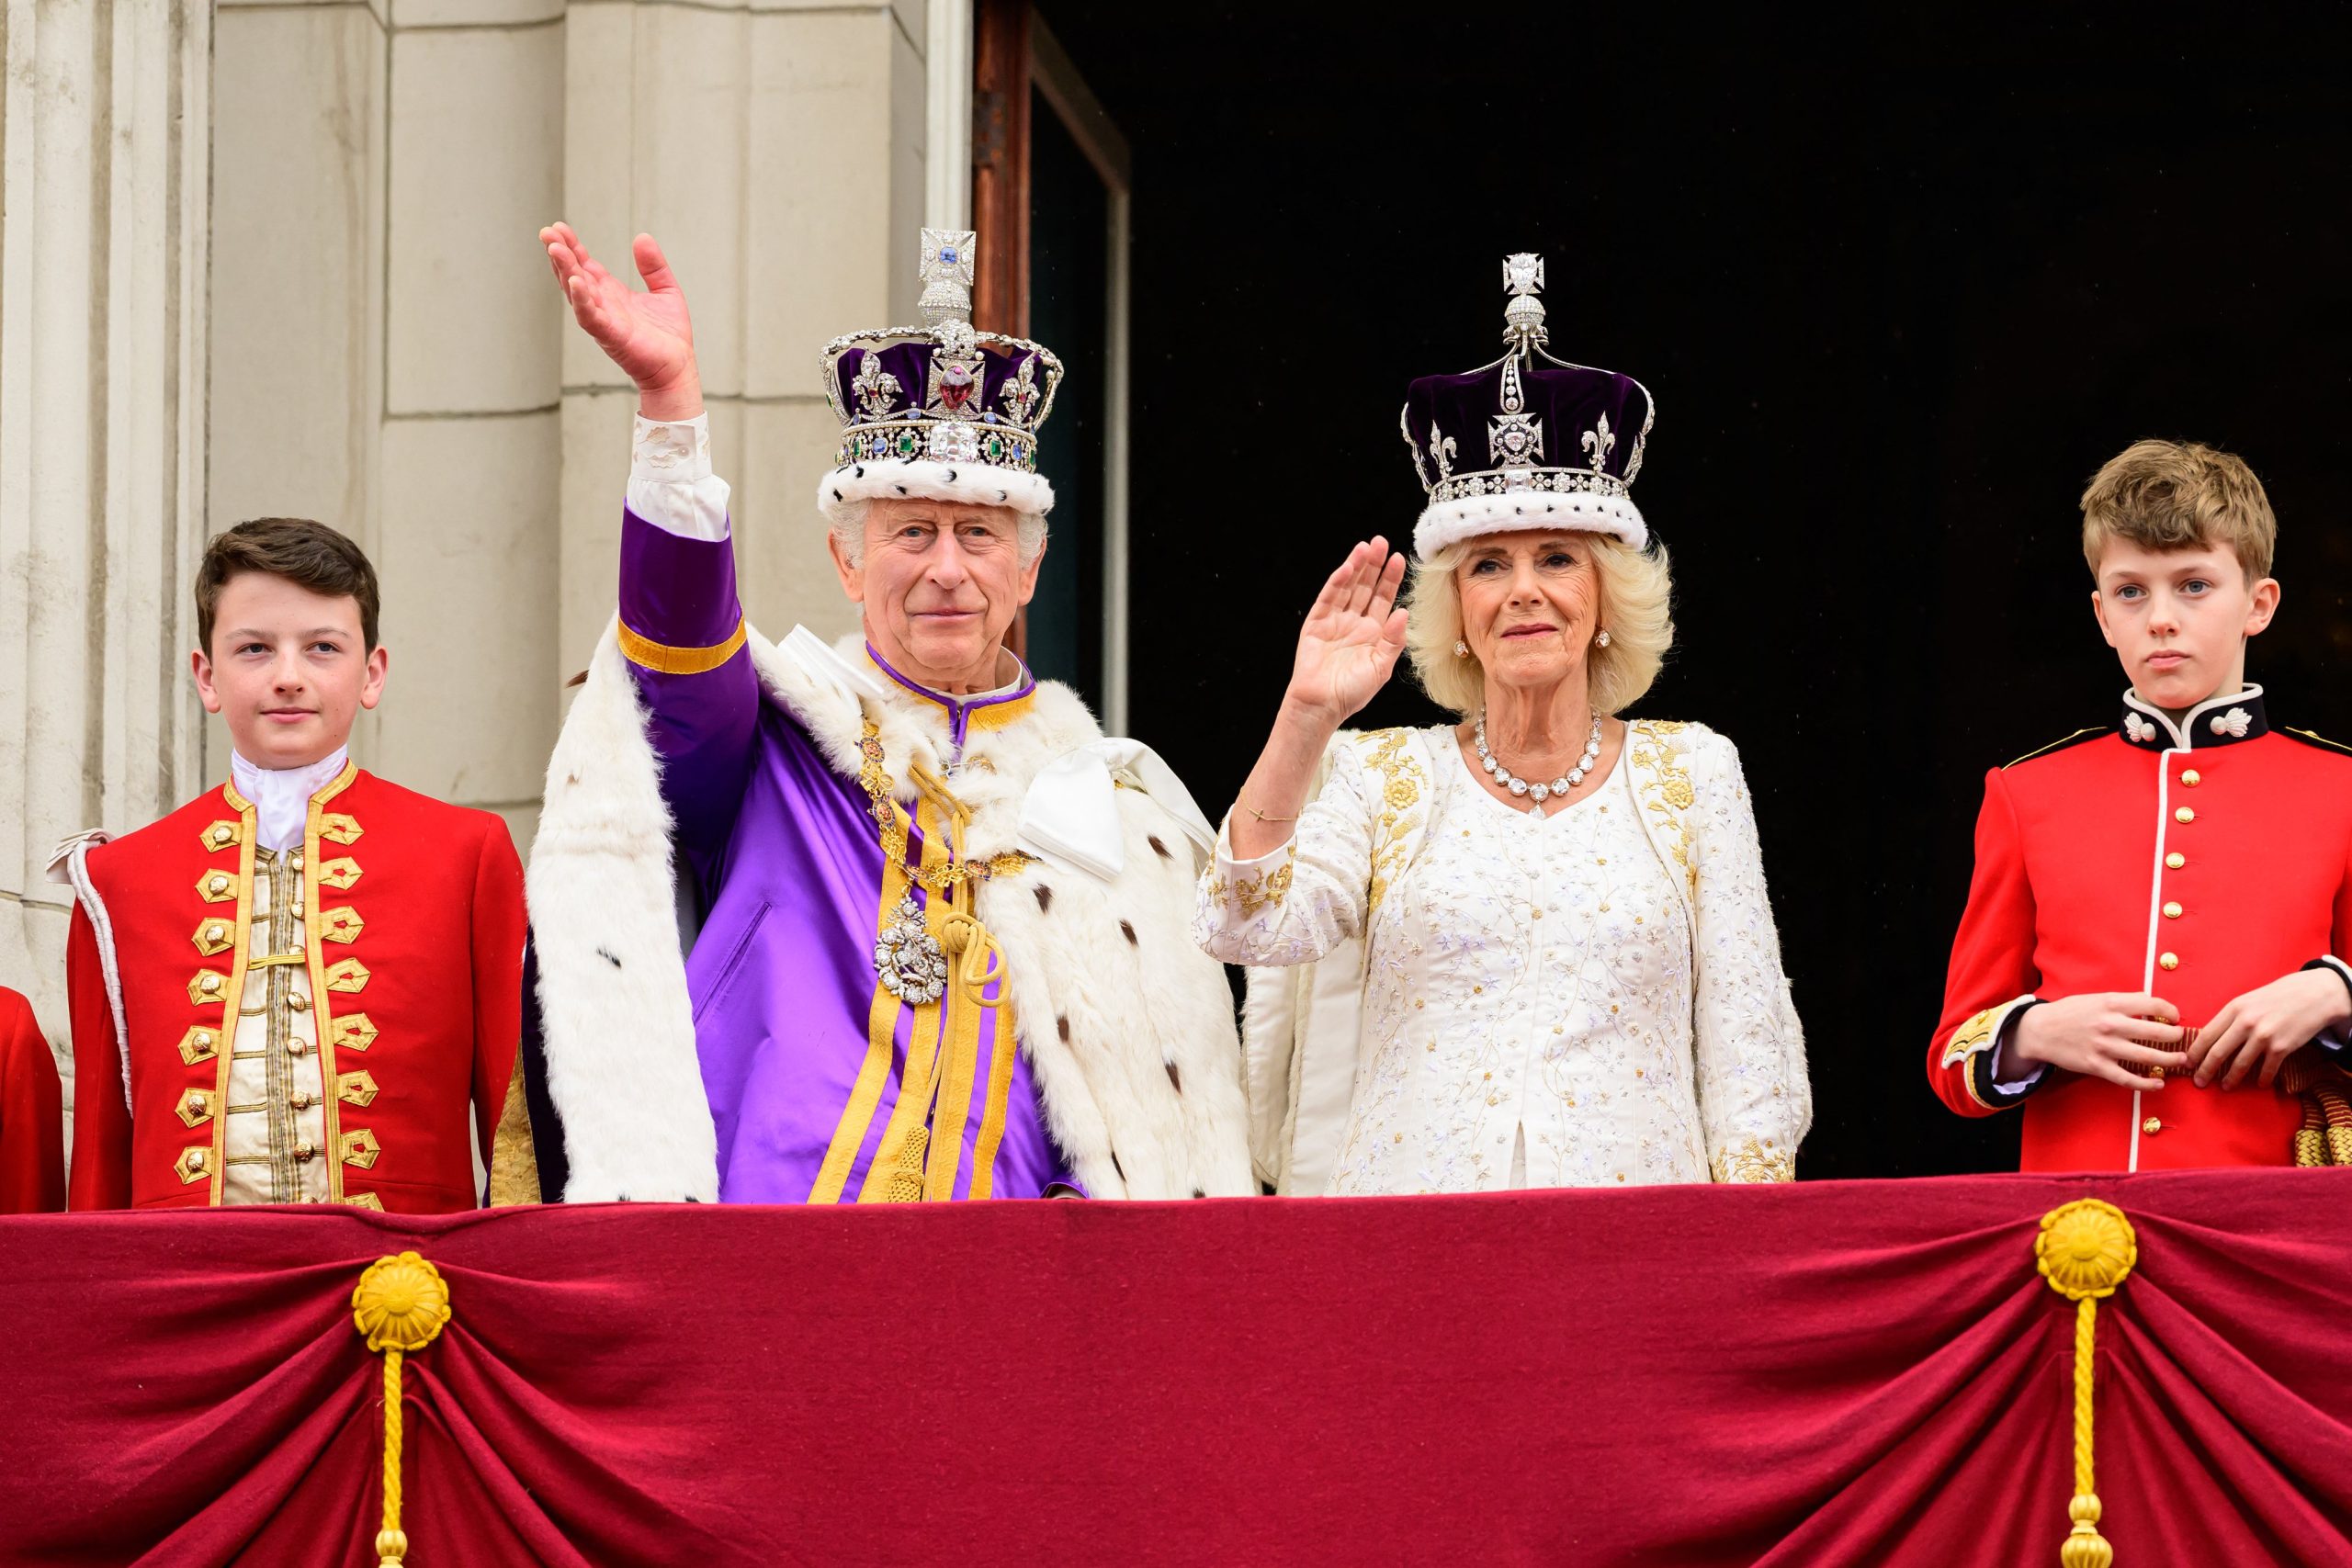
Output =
[
  {"x1": 918, "y1": 228, "x2": 978, "y2": 327},
  {"x1": 1501, "y1": 252, "x2": 1547, "y2": 352}
]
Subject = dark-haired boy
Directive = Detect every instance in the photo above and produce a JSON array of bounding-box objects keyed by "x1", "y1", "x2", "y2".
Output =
[
  {"x1": 1929, "y1": 440, "x2": 2352, "y2": 1169},
  {"x1": 50, "y1": 519, "x2": 536, "y2": 1211}
]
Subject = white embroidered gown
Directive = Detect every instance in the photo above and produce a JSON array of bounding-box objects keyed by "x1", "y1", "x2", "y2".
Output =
[{"x1": 1193, "y1": 722, "x2": 1809, "y2": 1193}]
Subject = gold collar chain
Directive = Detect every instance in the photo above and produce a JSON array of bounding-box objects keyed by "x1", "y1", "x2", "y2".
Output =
[{"x1": 857, "y1": 721, "x2": 1035, "y2": 895}]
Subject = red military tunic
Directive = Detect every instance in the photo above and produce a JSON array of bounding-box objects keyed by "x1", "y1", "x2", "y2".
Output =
[
  {"x1": 62, "y1": 763, "x2": 531, "y2": 1212},
  {"x1": 0, "y1": 987, "x2": 64, "y2": 1212},
  {"x1": 1929, "y1": 686, "x2": 2352, "y2": 1169}
]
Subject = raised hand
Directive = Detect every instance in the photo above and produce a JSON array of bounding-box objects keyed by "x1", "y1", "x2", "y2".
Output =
[
  {"x1": 1284, "y1": 538, "x2": 1409, "y2": 728},
  {"x1": 539, "y1": 221, "x2": 699, "y2": 419}
]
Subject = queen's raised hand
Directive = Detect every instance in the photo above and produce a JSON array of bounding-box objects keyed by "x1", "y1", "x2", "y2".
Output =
[
  {"x1": 1283, "y1": 539, "x2": 1410, "y2": 728},
  {"x1": 539, "y1": 221, "x2": 701, "y2": 422},
  {"x1": 1225, "y1": 539, "x2": 1409, "y2": 862}
]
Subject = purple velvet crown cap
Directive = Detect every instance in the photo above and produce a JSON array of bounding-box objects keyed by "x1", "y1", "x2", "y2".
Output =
[
  {"x1": 1400, "y1": 254, "x2": 1655, "y2": 562},
  {"x1": 815, "y1": 228, "x2": 1063, "y2": 522}
]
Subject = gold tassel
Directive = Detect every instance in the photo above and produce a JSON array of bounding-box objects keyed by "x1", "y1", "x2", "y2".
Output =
[
  {"x1": 352, "y1": 1253, "x2": 453, "y2": 1567},
  {"x1": 2035, "y1": 1200, "x2": 2138, "y2": 1568}
]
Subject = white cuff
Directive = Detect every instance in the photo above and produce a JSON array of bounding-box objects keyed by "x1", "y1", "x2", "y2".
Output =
[
  {"x1": 1215, "y1": 815, "x2": 1297, "y2": 874},
  {"x1": 1987, "y1": 1003, "x2": 2047, "y2": 1095},
  {"x1": 627, "y1": 412, "x2": 731, "y2": 541}
]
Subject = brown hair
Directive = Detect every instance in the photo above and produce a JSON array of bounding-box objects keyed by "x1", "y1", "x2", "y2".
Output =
[
  {"x1": 195, "y1": 518, "x2": 381, "y2": 654},
  {"x1": 2080, "y1": 439, "x2": 2277, "y2": 581}
]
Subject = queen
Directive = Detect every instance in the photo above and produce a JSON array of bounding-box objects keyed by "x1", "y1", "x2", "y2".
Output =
[{"x1": 1193, "y1": 256, "x2": 1811, "y2": 1195}]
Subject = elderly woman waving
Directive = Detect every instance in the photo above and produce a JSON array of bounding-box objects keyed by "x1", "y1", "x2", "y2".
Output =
[{"x1": 1194, "y1": 256, "x2": 1809, "y2": 1196}]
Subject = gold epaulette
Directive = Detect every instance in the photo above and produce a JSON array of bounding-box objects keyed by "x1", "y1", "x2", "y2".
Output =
[
  {"x1": 2282, "y1": 726, "x2": 2352, "y2": 758},
  {"x1": 2003, "y1": 727, "x2": 2106, "y2": 770}
]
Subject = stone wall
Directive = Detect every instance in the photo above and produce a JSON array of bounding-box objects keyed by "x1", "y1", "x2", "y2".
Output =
[
  {"x1": 2, "y1": 0, "x2": 941, "y2": 1101},
  {"x1": 0, "y1": 0, "x2": 213, "y2": 1059}
]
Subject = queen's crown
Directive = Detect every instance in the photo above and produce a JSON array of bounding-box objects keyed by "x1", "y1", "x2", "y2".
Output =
[
  {"x1": 1400, "y1": 254, "x2": 1655, "y2": 513},
  {"x1": 819, "y1": 229, "x2": 1063, "y2": 476}
]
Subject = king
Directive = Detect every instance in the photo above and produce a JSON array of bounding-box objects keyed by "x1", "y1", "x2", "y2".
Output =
[{"x1": 523, "y1": 223, "x2": 1251, "y2": 1201}]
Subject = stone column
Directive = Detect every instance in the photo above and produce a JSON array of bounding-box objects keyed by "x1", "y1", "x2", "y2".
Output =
[
  {"x1": 558, "y1": 0, "x2": 934, "y2": 680},
  {"x1": 210, "y1": 0, "x2": 564, "y2": 851},
  {"x1": 0, "y1": 0, "x2": 212, "y2": 1061}
]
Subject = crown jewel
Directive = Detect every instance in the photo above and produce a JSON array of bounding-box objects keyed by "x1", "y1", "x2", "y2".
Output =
[
  {"x1": 818, "y1": 229, "x2": 1064, "y2": 483},
  {"x1": 1398, "y1": 253, "x2": 1657, "y2": 559}
]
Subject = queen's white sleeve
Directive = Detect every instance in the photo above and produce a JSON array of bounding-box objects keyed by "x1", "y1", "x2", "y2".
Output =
[
  {"x1": 1685, "y1": 731, "x2": 1813, "y2": 1181},
  {"x1": 626, "y1": 412, "x2": 733, "y2": 540},
  {"x1": 1192, "y1": 744, "x2": 1376, "y2": 967}
]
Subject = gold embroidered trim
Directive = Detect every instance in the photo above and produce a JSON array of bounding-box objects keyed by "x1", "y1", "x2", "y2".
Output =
[
  {"x1": 808, "y1": 852, "x2": 917, "y2": 1205},
  {"x1": 1223, "y1": 856, "x2": 1295, "y2": 919},
  {"x1": 198, "y1": 789, "x2": 261, "y2": 1205},
  {"x1": 486, "y1": 1059, "x2": 541, "y2": 1206},
  {"x1": 856, "y1": 797, "x2": 958, "y2": 1204},
  {"x1": 1360, "y1": 728, "x2": 1427, "y2": 915},
  {"x1": 618, "y1": 615, "x2": 749, "y2": 675},
  {"x1": 1939, "y1": 996, "x2": 2035, "y2": 1111},
  {"x1": 1628, "y1": 720, "x2": 1698, "y2": 897},
  {"x1": 1940, "y1": 1006, "x2": 2003, "y2": 1067},
  {"x1": 303, "y1": 761, "x2": 361, "y2": 1202},
  {"x1": 1714, "y1": 1135, "x2": 1794, "y2": 1183}
]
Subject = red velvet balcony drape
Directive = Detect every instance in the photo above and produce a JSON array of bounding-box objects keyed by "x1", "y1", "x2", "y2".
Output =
[{"x1": 6, "y1": 1170, "x2": 2351, "y2": 1566}]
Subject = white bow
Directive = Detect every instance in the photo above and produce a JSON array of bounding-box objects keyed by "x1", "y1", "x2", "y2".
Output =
[
  {"x1": 782, "y1": 624, "x2": 891, "y2": 707},
  {"x1": 1019, "y1": 738, "x2": 1216, "y2": 882}
]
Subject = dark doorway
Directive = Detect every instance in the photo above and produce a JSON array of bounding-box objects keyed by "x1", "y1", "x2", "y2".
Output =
[
  {"x1": 1032, "y1": 2, "x2": 2352, "y2": 1179},
  {"x1": 1025, "y1": 84, "x2": 1110, "y2": 712}
]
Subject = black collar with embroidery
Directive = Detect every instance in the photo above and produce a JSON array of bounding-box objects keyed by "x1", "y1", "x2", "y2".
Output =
[{"x1": 2118, "y1": 685, "x2": 2268, "y2": 751}]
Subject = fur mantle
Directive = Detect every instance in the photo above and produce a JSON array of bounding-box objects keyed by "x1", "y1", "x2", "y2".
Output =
[{"x1": 527, "y1": 617, "x2": 1252, "y2": 1201}]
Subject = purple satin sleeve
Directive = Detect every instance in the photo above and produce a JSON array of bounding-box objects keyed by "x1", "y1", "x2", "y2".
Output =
[{"x1": 621, "y1": 504, "x2": 757, "y2": 872}]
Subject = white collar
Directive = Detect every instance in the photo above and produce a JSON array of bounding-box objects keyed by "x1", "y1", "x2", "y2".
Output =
[{"x1": 230, "y1": 746, "x2": 351, "y2": 852}]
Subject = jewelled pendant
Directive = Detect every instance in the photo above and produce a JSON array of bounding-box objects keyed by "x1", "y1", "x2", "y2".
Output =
[{"x1": 873, "y1": 892, "x2": 949, "y2": 1006}]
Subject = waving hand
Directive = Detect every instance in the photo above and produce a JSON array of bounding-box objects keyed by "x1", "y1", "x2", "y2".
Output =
[
  {"x1": 1285, "y1": 538, "x2": 1410, "y2": 726},
  {"x1": 540, "y1": 221, "x2": 700, "y2": 419}
]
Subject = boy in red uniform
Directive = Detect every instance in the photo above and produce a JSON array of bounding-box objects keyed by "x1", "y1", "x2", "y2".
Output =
[
  {"x1": 51, "y1": 520, "x2": 536, "y2": 1211},
  {"x1": 0, "y1": 987, "x2": 64, "y2": 1211},
  {"x1": 1929, "y1": 440, "x2": 2352, "y2": 1170}
]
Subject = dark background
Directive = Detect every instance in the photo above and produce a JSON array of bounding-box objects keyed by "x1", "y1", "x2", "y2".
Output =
[{"x1": 1032, "y1": 2, "x2": 2352, "y2": 1179}]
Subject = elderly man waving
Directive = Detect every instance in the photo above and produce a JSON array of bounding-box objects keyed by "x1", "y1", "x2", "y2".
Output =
[{"x1": 524, "y1": 223, "x2": 1250, "y2": 1203}]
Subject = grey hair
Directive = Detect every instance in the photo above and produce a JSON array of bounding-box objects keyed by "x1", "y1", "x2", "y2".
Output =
[{"x1": 831, "y1": 497, "x2": 1048, "y2": 568}]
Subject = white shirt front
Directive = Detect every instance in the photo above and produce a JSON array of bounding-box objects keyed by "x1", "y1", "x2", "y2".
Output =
[{"x1": 230, "y1": 746, "x2": 349, "y2": 852}]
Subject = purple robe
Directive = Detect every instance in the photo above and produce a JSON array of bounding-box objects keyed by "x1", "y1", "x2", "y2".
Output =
[{"x1": 620, "y1": 509, "x2": 1076, "y2": 1201}]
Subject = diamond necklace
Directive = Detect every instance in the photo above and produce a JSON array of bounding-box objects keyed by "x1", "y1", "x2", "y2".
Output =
[{"x1": 1474, "y1": 712, "x2": 1603, "y2": 807}]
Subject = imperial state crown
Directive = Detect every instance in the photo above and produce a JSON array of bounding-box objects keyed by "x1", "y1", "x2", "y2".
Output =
[{"x1": 815, "y1": 228, "x2": 1065, "y2": 521}]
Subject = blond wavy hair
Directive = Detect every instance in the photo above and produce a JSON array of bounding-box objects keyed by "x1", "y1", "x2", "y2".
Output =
[
  {"x1": 2080, "y1": 439, "x2": 2276, "y2": 581},
  {"x1": 1403, "y1": 533, "x2": 1674, "y2": 719}
]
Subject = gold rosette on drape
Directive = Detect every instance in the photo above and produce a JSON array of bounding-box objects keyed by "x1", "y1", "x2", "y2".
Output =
[
  {"x1": 2035, "y1": 1200, "x2": 2137, "y2": 1568},
  {"x1": 352, "y1": 1252, "x2": 452, "y2": 1567}
]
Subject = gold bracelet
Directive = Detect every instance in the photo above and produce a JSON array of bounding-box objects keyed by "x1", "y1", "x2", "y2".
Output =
[{"x1": 1245, "y1": 804, "x2": 1300, "y2": 823}]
